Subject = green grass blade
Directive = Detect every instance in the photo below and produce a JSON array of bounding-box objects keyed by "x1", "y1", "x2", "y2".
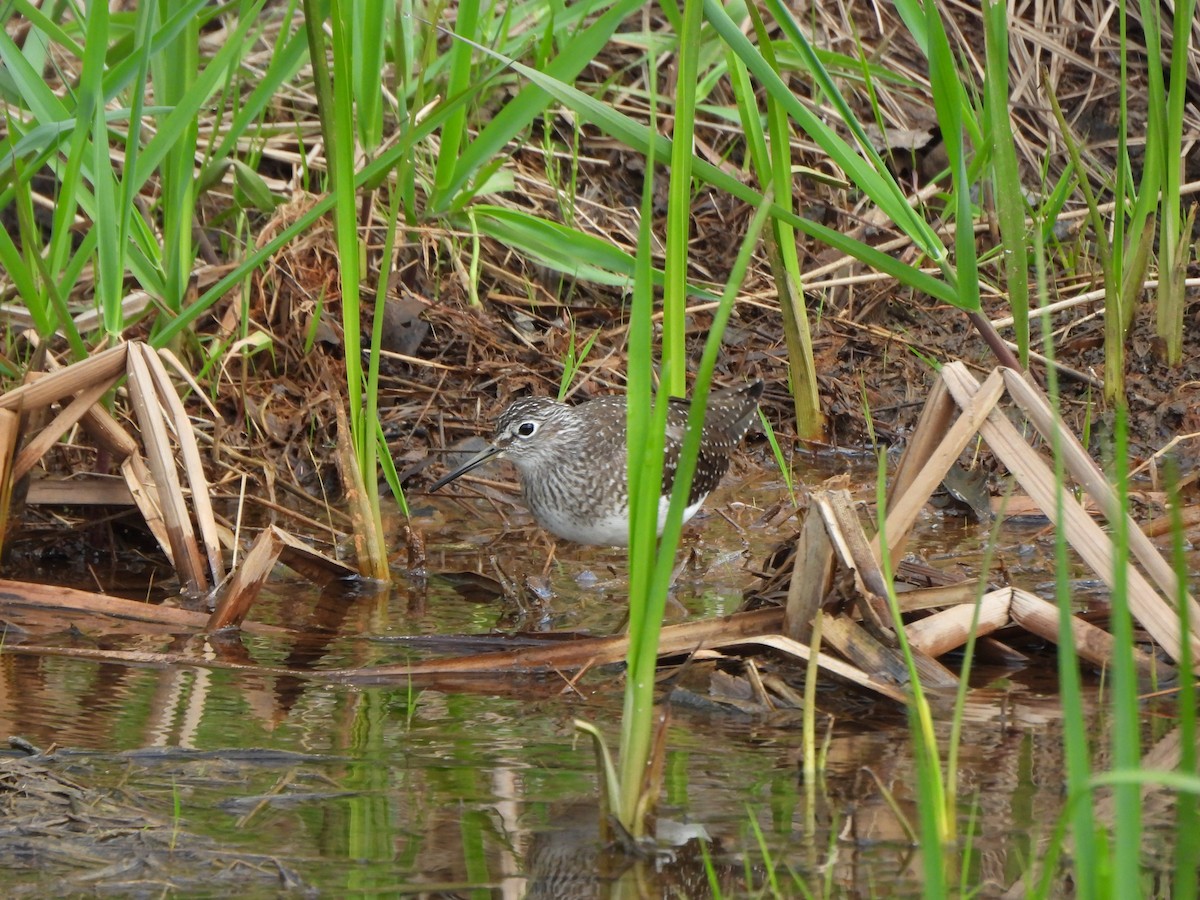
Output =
[
  {"x1": 149, "y1": 0, "x2": 199, "y2": 311},
  {"x1": 618, "y1": 66, "x2": 661, "y2": 834},
  {"x1": 431, "y1": 0, "x2": 482, "y2": 208},
  {"x1": 760, "y1": 0, "x2": 945, "y2": 263},
  {"x1": 876, "y1": 454, "x2": 950, "y2": 891},
  {"x1": 743, "y1": 1, "x2": 824, "y2": 438},
  {"x1": 373, "y1": 185, "x2": 408, "y2": 518},
  {"x1": 0, "y1": 212, "x2": 39, "y2": 316},
  {"x1": 352, "y1": 0, "x2": 387, "y2": 149},
  {"x1": 1108, "y1": 407, "x2": 1143, "y2": 894},
  {"x1": 1167, "y1": 464, "x2": 1198, "y2": 899},
  {"x1": 92, "y1": 67, "x2": 122, "y2": 334},
  {"x1": 8, "y1": 0, "x2": 82, "y2": 59},
  {"x1": 440, "y1": 0, "x2": 646, "y2": 208},
  {"x1": 922, "y1": 0, "x2": 979, "y2": 313},
  {"x1": 107, "y1": 1, "x2": 155, "y2": 336},
  {"x1": 132, "y1": 1, "x2": 267, "y2": 196},
  {"x1": 448, "y1": 31, "x2": 958, "y2": 304},
  {"x1": 982, "y1": 0, "x2": 1030, "y2": 363},
  {"x1": 661, "y1": 0, "x2": 703, "y2": 399},
  {"x1": 198, "y1": 25, "x2": 310, "y2": 190},
  {"x1": 1031, "y1": 224, "x2": 1098, "y2": 897}
]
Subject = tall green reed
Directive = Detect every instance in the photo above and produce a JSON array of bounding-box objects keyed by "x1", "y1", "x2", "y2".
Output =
[
  {"x1": 981, "y1": 0, "x2": 1030, "y2": 366},
  {"x1": 609, "y1": 63, "x2": 777, "y2": 840},
  {"x1": 658, "y1": 0, "x2": 702, "y2": 401},
  {"x1": 151, "y1": 0, "x2": 199, "y2": 319},
  {"x1": 1166, "y1": 463, "x2": 1198, "y2": 900},
  {"x1": 1028, "y1": 225, "x2": 1100, "y2": 896},
  {"x1": 726, "y1": 5, "x2": 823, "y2": 440},
  {"x1": 301, "y1": 0, "x2": 386, "y2": 576},
  {"x1": 874, "y1": 467, "x2": 950, "y2": 894},
  {"x1": 613, "y1": 188, "x2": 774, "y2": 837},
  {"x1": 0, "y1": 0, "x2": 299, "y2": 345},
  {"x1": 606, "y1": 0, "x2": 777, "y2": 826},
  {"x1": 1140, "y1": 0, "x2": 1196, "y2": 364}
]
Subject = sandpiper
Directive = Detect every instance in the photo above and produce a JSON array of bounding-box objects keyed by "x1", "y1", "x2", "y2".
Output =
[{"x1": 430, "y1": 381, "x2": 763, "y2": 545}]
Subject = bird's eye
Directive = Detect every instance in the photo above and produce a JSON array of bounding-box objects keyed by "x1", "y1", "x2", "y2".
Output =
[{"x1": 517, "y1": 421, "x2": 538, "y2": 437}]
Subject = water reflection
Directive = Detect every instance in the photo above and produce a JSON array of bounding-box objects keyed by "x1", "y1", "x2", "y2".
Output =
[
  {"x1": 3, "y1": 634, "x2": 1185, "y2": 898},
  {"x1": 1, "y1": 470, "x2": 1197, "y2": 895}
]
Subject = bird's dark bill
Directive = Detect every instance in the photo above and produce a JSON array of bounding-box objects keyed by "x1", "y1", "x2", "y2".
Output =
[{"x1": 429, "y1": 445, "x2": 505, "y2": 491}]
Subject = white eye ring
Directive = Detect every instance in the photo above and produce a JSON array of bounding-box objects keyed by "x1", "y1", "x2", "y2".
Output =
[{"x1": 516, "y1": 421, "x2": 538, "y2": 437}]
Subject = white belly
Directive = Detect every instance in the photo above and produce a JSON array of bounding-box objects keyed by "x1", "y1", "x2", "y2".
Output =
[{"x1": 532, "y1": 494, "x2": 706, "y2": 546}]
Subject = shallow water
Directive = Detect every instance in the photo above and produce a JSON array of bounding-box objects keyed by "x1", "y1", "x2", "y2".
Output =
[{"x1": 0, "y1": 465, "x2": 1194, "y2": 896}]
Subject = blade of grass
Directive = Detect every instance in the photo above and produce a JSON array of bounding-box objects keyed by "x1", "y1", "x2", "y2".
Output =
[
  {"x1": 753, "y1": 0, "x2": 949, "y2": 270},
  {"x1": 107, "y1": 0, "x2": 155, "y2": 336},
  {"x1": 1108, "y1": 405, "x2": 1143, "y2": 895},
  {"x1": 618, "y1": 46, "x2": 662, "y2": 837},
  {"x1": 922, "y1": 0, "x2": 979, "y2": 316},
  {"x1": 352, "y1": 0, "x2": 387, "y2": 150},
  {"x1": 443, "y1": 29, "x2": 958, "y2": 303},
  {"x1": 1167, "y1": 461, "x2": 1198, "y2": 899},
  {"x1": 660, "y1": 0, "x2": 703, "y2": 399},
  {"x1": 470, "y1": 205, "x2": 715, "y2": 293},
  {"x1": 741, "y1": 2, "x2": 823, "y2": 439},
  {"x1": 876, "y1": 454, "x2": 951, "y2": 894},
  {"x1": 150, "y1": 0, "x2": 200, "y2": 312},
  {"x1": 1031, "y1": 222, "x2": 1098, "y2": 897},
  {"x1": 198, "y1": 23, "x2": 310, "y2": 191},
  {"x1": 438, "y1": 0, "x2": 646, "y2": 209},
  {"x1": 619, "y1": 191, "x2": 775, "y2": 835},
  {"x1": 430, "y1": 0, "x2": 482, "y2": 210},
  {"x1": 982, "y1": 0, "x2": 1030, "y2": 365},
  {"x1": 330, "y1": 0, "x2": 387, "y2": 578},
  {"x1": 374, "y1": 185, "x2": 410, "y2": 519}
]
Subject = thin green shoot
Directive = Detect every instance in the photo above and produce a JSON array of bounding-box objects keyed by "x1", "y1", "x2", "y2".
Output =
[
  {"x1": 745, "y1": 807, "x2": 783, "y2": 898},
  {"x1": 1044, "y1": 82, "x2": 1123, "y2": 402},
  {"x1": 376, "y1": 430, "x2": 409, "y2": 520},
  {"x1": 557, "y1": 317, "x2": 600, "y2": 401},
  {"x1": 981, "y1": 0, "x2": 1030, "y2": 365},
  {"x1": 467, "y1": 207, "x2": 482, "y2": 307},
  {"x1": 403, "y1": 673, "x2": 422, "y2": 731},
  {"x1": 430, "y1": 0, "x2": 482, "y2": 209},
  {"x1": 573, "y1": 718, "x2": 620, "y2": 838},
  {"x1": 699, "y1": 838, "x2": 723, "y2": 898},
  {"x1": 617, "y1": 191, "x2": 776, "y2": 836},
  {"x1": 371, "y1": 184, "x2": 408, "y2": 519},
  {"x1": 801, "y1": 610, "x2": 823, "y2": 791},
  {"x1": 1166, "y1": 461, "x2": 1199, "y2": 899},
  {"x1": 1108, "y1": 404, "x2": 1143, "y2": 894},
  {"x1": 959, "y1": 790, "x2": 982, "y2": 898},
  {"x1": 170, "y1": 777, "x2": 182, "y2": 852},
  {"x1": 660, "y1": 0, "x2": 702, "y2": 400},
  {"x1": 757, "y1": 409, "x2": 796, "y2": 507},
  {"x1": 610, "y1": 54, "x2": 660, "y2": 841},
  {"x1": 1030, "y1": 219, "x2": 1098, "y2": 897},
  {"x1": 303, "y1": 286, "x2": 327, "y2": 355},
  {"x1": 876, "y1": 453, "x2": 951, "y2": 893},
  {"x1": 740, "y1": 0, "x2": 823, "y2": 439},
  {"x1": 858, "y1": 378, "x2": 878, "y2": 453},
  {"x1": 946, "y1": 483, "x2": 1016, "y2": 816}
]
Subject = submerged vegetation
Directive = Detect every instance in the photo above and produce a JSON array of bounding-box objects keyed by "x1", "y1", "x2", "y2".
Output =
[{"x1": 0, "y1": 0, "x2": 1198, "y2": 895}]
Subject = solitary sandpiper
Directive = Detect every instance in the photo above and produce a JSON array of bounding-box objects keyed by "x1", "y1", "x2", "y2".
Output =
[{"x1": 430, "y1": 381, "x2": 764, "y2": 545}]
